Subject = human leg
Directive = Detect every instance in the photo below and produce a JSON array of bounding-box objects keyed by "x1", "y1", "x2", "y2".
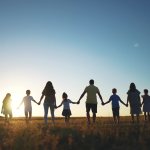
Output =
[
  {"x1": 86, "y1": 103, "x2": 91, "y2": 124},
  {"x1": 67, "y1": 116, "x2": 70, "y2": 123},
  {"x1": 28, "y1": 111, "x2": 32, "y2": 121},
  {"x1": 44, "y1": 104, "x2": 49, "y2": 125},
  {"x1": 112, "y1": 107, "x2": 117, "y2": 124},
  {"x1": 144, "y1": 112, "x2": 146, "y2": 121},
  {"x1": 65, "y1": 116, "x2": 67, "y2": 123},
  {"x1": 131, "y1": 114, "x2": 134, "y2": 123},
  {"x1": 5, "y1": 114, "x2": 7, "y2": 125},
  {"x1": 7, "y1": 113, "x2": 12, "y2": 124},
  {"x1": 136, "y1": 114, "x2": 139, "y2": 123},
  {"x1": 50, "y1": 104, "x2": 55, "y2": 124},
  {"x1": 148, "y1": 112, "x2": 150, "y2": 121},
  {"x1": 87, "y1": 112, "x2": 90, "y2": 124},
  {"x1": 92, "y1": 104, "x2": 97, "y2": 123},
  {"x1": 93, "y1": 113, "x2": 96, "y2": 123},
  {"x1": 25, "y1": 111, "x2": 28, "y2": 123},
  {"x1": 113, "y1": 117, "x2": 116, "y2": 124},
  {"x1": 9, "y1": 113, "x2": 12, "y2": 119},
  {"x1": 117, "y1": 116, "x2": 120, "y2": 124}
]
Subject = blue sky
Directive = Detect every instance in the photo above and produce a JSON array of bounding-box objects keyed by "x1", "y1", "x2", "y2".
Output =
[{"x1": 0, "y1": 0, "x2": 150, "y2": 117}]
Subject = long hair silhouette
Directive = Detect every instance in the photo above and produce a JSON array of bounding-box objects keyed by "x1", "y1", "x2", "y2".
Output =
[
  {"x1": 3, "y1": 93, "x2": 11, "y2": 108},
  {"x1": 62, "y1": 92, "x2": 68, "y2": 102},
  {"x1": 43, "y1": 81, "x2": 54, "y2": 96},
  {"x1": 129, "y1": 83, "x2": 136, "y2": 92}
]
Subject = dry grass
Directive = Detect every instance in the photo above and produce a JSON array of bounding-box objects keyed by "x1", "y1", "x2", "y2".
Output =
[{"x1": 0, "y1": 116, "x2": 150, "y2": 150}]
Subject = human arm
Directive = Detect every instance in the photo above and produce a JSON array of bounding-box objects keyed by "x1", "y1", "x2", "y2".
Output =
[
  {"x1": 32, "y1": 99, "x2": 38, "y2": 104},
  {"x1": 119, "y1": 99, "x2": 127, "y2": 106},
  {"x1": 55, "y1": 103, "x2": 62, "y2": 109},
  {"x1": 1, "y1": 104, "x2": 4, "y2": 114},
  {"x1": 71, "y1": 102, "x2": 77, "y2": 104},
  {"x1": 138, "y1": 95, "x2": 142, "y2": 107},
  {"x1": 77, "y1": 91, "x2": 86, "y2": 104},
  {"x1": 53, "y1": 94, "x2": 56, "y2": 108},
  {"x1": 126, "y1": 95, "x2": 130, "y2": 107},
  {"x1": 17, "y1": 100, "x2": 24, "y2": 109},
  {"x1": 103, "y1": 100, "x2": 111, "y2": 105},
  {"x1": 97, "y1": 92, "x2": 104, "y2": 105},
  {"x1": 141, "y1": 96, "x2": 145, "y2": 106},
  {"x1": 38, "y1": 94, "x2": 44, "y2": 105}
]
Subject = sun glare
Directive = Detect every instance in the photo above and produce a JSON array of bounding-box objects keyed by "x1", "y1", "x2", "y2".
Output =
[{"x1": 11, "y1": 95, "x2": 24, "y2": 117}]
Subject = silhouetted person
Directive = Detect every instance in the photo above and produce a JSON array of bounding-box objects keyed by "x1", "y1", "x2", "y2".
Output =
[
  {"x1": 103, "y1": 88, "x2": 127, "y2": 124},
  {"x1": 77, "y1": 79, "x2": 104, "y2": 124},
  {"x1": 38, "y1": 81, "x2": 56, "y2": 125},
  {"x1": 17, "y1": 90, "x2": 38, "y2": 124},
  {"x1": 56, "y1": 92, "x2": 77, "y2": 124},
  {"x1": 126, "y1": 83, "x2": 141, "y2": 123},
  {"x1": 1, "y1": 93, "x2": 12, "y2": 125},
  {"x1": 141, "y1": 89, "x2": 150, "y2": 122}
]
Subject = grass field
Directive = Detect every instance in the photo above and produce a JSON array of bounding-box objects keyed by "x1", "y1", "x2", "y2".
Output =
[{"x1": 0, "y1": 116, "x2": 150, "y2": 150}]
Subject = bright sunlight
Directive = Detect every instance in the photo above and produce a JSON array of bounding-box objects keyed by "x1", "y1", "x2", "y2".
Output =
[{"x1": 11, "y1": 94, "x2": 24, "y2": 117}]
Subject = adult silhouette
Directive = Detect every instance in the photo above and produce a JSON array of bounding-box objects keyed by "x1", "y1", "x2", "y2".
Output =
[
  {"x1": 126, "y1": 82, "x2": 141, "y2": 123},
  {"x1": 77, "y1": 79, "x2": 104, "y2": 124},
  {"x1": 38, "y1": 81, "x2": 56, "y2": 125}
]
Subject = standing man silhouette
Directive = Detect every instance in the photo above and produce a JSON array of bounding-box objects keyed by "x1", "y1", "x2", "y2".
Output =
[{"x1": 77, "y1": 79, "x2": 104, "y2": 124}]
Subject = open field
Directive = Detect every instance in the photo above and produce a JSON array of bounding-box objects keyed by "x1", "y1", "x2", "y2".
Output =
[{"x1": 0, "y1": 116, "x2": 150, "y2": 150}]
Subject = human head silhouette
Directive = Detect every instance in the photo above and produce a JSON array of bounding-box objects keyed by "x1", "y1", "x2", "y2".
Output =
[
  {"x1": 89, "y1": 79, "x2": 94, "y2": 85},
  {"x1": 26, "y1": 90, "x2": 30, "y2": 96},
  {"x1": 144, "y1": 89, "x2": 148, "y2": 95},
  {"x1": 112, "y1": 88, "x2": 117, "y2": 94}
]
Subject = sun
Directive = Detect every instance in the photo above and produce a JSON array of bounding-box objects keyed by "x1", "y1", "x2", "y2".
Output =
[{"x1": 11, "y1": 94, "x2": 24, "y2": 117}]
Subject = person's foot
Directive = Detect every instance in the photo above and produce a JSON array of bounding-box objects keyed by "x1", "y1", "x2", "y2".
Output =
[
  {"x1": 130, "y1": 121, "x2": 134, "y2": 124},
  {"x1": 143, "y1": 120, "x2": 147, "y2": 123},
  {"x1": 7, "y1": 120, "x2": 9, "y2": 124},
  {"x1": 87, "y1": 122, "x2": 90, "y2": 125}
]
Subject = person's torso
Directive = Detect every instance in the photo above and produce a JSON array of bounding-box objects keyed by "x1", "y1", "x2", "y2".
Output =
[
  {"x1": 44, "y1": 95, "x2": 54, "y2": 103},
  {"x1": 62, "y1": 99, "x2": 71, "y2": 109},
  {"x1": 143, "y1": 95, "x2": 150, "y2": 106},
  {"x1": 110, "y1": 95, "x2": 120, "y2": 108},
  {"x1": 43, "y1": 89, "x2": 55, "y2": 104},
  {"x1": 128, "y1": 90, "x2": 140, "y2": 103},
  {"x1": 86, "y1": 85, "x2": 98, "y2": 104},
  {"x1": 23, "y1": 96, "x2": 32, "y2": 108},
  {"x1": 3, "y1": 99, "x2": 12, "y2": 109}
]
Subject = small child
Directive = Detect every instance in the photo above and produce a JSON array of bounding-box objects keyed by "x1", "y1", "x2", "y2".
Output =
[
  {"x1": 17, "y1": 90, "x2": 38, "y2": 123},
  {"x1": 1, "y1": 93, "x2": 12, "y2": 125},
  {"x1": 56, "y1": 92, "x2": 77, "y2": 123},
  {"x1": 104, "y1": 88, "x2": 127, "y2": 124},
  {"x1": 141, "y1": 89, "x2": 150, "y2": 123}
]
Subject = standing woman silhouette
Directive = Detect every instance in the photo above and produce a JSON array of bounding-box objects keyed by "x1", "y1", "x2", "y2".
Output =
[
  {"x1": 38, "y1": 81, "x2": 56, "y2": 125},
  {"x1": 126, "y1": 83, "x2": 141, "y2": 123}
]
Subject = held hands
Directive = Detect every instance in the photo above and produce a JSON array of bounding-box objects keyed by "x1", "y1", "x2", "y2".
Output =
[
  {"x1": 102, "y1": 102, "x2": 105, "y2": 106},
  {"x1": 126, "y1": 103, "x2": 128, "y2": 107},
  {"x1": 77, "y1": 101, "x2": 80, "y2": 104}
]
